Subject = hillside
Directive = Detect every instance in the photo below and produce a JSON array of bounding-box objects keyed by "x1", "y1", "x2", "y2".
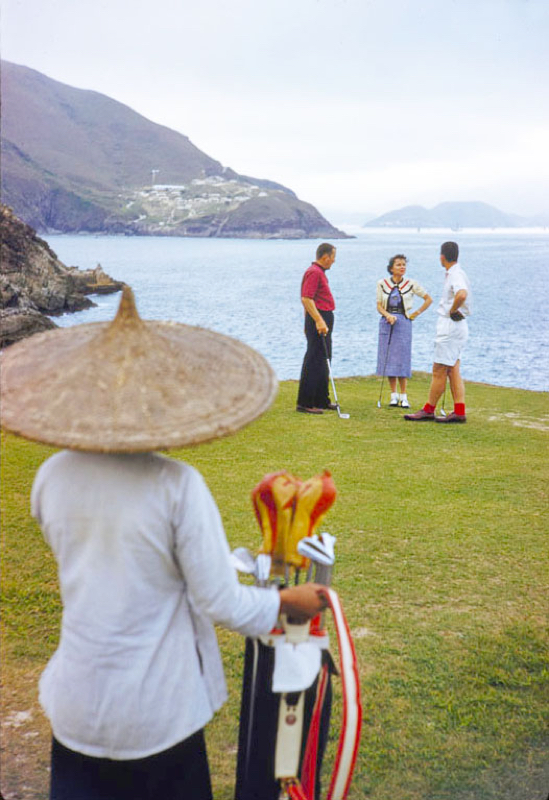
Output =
[
  {"x1": 364, "y1": 201, "x2": 542, "y2": 228},
  {"x1": 0, "y1": 61, "x2": 349, "y2": 239}
]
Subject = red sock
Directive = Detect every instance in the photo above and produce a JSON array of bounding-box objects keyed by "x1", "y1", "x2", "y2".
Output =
[
  {"x1": 423, "y1": 403, "x2": 435, "y2": 413},
  {"x1": 454, "y1": 403, "x2": 466, "y2": 416}
]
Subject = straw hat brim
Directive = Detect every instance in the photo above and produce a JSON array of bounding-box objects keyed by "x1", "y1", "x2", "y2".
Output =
[{"x1": 1, "y1": 287, "x2": 278, "y2": 452}]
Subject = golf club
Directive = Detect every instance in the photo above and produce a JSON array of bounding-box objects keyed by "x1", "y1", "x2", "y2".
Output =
[
  {"x1": 255, "y1": 553, "x2": 271, "y2": 587},
  {"x1": 230, "y1": 547, "x2": 257, "y2": 575},
  {"x1": 231, "y1": 547, "x2": 272, "y2": 586},
  {"x1": 297, "y1": 532, "x2": 336, "y2": 586},
  {"x1": 377, "y1": 321, "x2": 394, "y2": 408},
  {"x1": 321, "y1": 335, "x2": 350, "y2": 419},
  {"x1": 440, "y1": 380, "x2": 447, "y2": 417}
]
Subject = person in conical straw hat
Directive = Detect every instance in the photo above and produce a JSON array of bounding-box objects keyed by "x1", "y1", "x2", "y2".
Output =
[{"x1": 1, "y1": 286, "x2": 327, "y2": 800}]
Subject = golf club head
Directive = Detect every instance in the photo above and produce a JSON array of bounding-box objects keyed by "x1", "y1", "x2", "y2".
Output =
[
  {"x1": 230, "y1": 547, "x2": 256, "y2": 575},
  {"x1": 255, "y1": 553, "x2": 272, "y2": 585},
  {"x1": 338, "y1": 410, "x2": 351, "y2": 419},
  {"x1": 376, "y1": 400, "x2": 381, "y2": 408},
  {"x1": 319, "y1": 532, "x2": 336, "y2": 560},
  {"x1": 297, "y1": 534, "x2": 335, "y2": 566},
  {"x1": 440, "y1": 408, "x2": 447, "y2": 417}
]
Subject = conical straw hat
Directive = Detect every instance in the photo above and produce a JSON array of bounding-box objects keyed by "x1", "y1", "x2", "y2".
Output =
[{"x1": 1, "y1": 286, "x2": 278, "y2": 452}]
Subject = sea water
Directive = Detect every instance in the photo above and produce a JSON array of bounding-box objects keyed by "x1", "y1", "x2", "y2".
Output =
[{"x1": 45, "y1": 229, "x2": 549, "y2": 392}]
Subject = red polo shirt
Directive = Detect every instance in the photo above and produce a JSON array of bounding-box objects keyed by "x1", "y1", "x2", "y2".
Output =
[{"x1": 301, "y1": 262, "x2": 335, "y2": 311}]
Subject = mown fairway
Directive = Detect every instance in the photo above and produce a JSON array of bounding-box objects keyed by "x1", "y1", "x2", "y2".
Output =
[{"x1": 2, "y1": 374, "x2": 548, "y2": 799}]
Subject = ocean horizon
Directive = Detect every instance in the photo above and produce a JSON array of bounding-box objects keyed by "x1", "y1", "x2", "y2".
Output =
[{"x1": 45, "y1": 229, "x2": 549, "y2": 394}]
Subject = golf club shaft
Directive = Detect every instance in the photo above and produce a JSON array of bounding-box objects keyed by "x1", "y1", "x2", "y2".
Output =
[
  {"x1": 321, "y1": 334, "x2": 338, "y2": 401},
  {"x1": 441, "y1": 381, "x2": 447, "y2": 416},
  {"x1": 378, "y1": 322, "x2": 394, "y2": 406},
  {"x1": 321, "y1": 335, "x2": 349, "y2": 417},
  {"x1": 314, "y1": 561, "x2": 333, "y2": 587},
  {"x1": 313, "y1": 560, "x2": 333, "y2": 630}
]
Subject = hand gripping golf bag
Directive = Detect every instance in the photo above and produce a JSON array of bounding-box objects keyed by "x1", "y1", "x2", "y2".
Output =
[{"x1": 234, "y1": 470, "x2": 361, "y2": 800}]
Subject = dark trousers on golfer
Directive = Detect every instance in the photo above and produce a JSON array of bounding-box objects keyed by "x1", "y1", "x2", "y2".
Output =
[
  {"x1": 297, "y1": 311, "x2": 333, "y2": 409},
  {"x1": 49, "y1": 730, "x2": 212, "y2": 800}
]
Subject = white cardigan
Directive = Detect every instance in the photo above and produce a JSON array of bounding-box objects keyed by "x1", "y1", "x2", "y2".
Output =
[
  {"x1": 32, "y1": 451, "x2": 280, "y2": 759},
  {"x1": 376, "y1": 276, "x2": 429, "y2": 317}
]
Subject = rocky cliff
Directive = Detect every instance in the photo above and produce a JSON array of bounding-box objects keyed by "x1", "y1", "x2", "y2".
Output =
[
  {"x1": 1, "y1": 61, "x2": 350, "y2": 240},
  {"x1": 0, "y1": 205, "x2": 123, "y2": 346}
]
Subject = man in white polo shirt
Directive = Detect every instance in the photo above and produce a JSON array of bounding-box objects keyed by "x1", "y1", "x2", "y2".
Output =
[{"x1": 405, "y1": 241, "x2": 471, "y2": 423}]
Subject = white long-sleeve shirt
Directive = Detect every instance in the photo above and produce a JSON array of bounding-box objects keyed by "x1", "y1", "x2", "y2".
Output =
[{"x1": 31, "y1": 451, "x2": 280, "y2": 759}]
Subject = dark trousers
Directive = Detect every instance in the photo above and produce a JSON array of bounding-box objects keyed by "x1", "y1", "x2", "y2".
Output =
[
  {"x1": 297, "y1": 311, "x2": 333, "y2": 409},
  {"x1": 50, "y1": 730, "x2": 213, "y2": 800}
]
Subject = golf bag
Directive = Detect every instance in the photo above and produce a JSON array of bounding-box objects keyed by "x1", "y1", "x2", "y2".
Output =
[
  {"x1": 235, "y1": 637, "x2": 335, "y2": 800},
  {"x1": 233, "y1": 471, "x2": 361, "y2": 800}
]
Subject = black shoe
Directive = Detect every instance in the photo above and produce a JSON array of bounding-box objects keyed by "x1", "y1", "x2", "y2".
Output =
[
  {"x1": 435, "y1": 412, "x2": 466, "y2": 423},
  {"x1": 325, "y1": 403, "x2": 338, "y2": 410},
  {"x1": 296, "y1": 405, "x2": 324, "y2": 415},
  {"x1": 404, "y1": 409, "x2": 435, "y2": 421}
]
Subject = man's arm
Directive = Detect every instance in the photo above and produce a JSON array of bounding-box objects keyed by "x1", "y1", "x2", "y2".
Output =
[
  {"x1": 302, "y1": 297, "x2": 328, "y2": 335},
  {"x1": 450, "y1": 289, "x2": 467, "y2": 316}
]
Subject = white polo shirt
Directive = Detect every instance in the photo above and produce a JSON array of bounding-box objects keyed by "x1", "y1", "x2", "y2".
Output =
[
  {"x1": 437, "y1": 263, "x2": 472, "y2": 317},
  {"x1": 31, "y1": 451, "x2": 280, "y2": 760}
]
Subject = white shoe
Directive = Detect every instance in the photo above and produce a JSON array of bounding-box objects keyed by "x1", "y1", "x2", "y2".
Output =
[
  {"x1": 389, "y1": 392, "x2": 399, "y2": 407},
  {"x1": 400, "y1": 394, "x2": 410, "y2": 408}
]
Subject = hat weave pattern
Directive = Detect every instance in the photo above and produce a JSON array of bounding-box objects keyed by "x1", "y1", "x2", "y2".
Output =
[{"x1": 1, "y1": 287, "x2": 278, "y2": 452}]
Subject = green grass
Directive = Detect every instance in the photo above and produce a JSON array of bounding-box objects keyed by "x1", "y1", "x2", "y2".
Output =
[{"x1": 2, "y1": 374, "x2": 548, "y2": 799}]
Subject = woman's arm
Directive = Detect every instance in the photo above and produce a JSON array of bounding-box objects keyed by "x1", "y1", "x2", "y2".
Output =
[
  {"x1": 410, "y1": 293, "x2": 432, "y2": 320},
  {"x1": 377, "y1": 300, "x2": 396, "y2": 325}
]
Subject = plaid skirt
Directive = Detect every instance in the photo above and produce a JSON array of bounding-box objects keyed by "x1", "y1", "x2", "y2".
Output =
[{"x1": 376, "y1": 315, "x2": 412, "y2": 377}]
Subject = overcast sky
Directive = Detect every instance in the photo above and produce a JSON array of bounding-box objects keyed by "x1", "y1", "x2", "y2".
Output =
[{"x1": 2, "y1": 0, "x2": 548, "y2": 221}]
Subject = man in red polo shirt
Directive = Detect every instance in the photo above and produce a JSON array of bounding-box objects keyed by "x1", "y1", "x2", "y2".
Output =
[{"x1": 296, "y1": 243, "x2": 337, "y2": 414}]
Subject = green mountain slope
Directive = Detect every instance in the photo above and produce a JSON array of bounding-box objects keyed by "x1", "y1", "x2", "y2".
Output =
[{"x1": 1, "y1": 61, "x2": 348, "y2": 239}]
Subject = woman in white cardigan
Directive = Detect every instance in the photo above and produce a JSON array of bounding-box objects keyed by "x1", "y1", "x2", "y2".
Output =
[{"x1": 376, "y1": 254, "x2": 432, "y2": 407}]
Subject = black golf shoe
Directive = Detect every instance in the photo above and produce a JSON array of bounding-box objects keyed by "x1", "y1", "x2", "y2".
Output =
[
  {"x1": 296, "y1": 405, "x2": 324, "y2": 414},
  {"x1": 404, "y1": 409, "x2": 435, "y2": 421},
  {"x1": 435, "y1": 412, "x2": 466, "y2": 423}
]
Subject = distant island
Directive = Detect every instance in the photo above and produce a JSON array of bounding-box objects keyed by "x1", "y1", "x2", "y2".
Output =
[
  {"x1": 0, "y1": 61, "x2": 350, "y2": 240},
  {"x1": 364, "y1": 201, "x2": 549, "y2": 229}
]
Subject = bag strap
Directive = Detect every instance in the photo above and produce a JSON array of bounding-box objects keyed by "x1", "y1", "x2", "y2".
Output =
[
  {"x1": 323, "y1": 588, "x2": 362, "y2": 800},
  {"x1": 278, "y1": 587, "x2": 362, "y2": 800}
]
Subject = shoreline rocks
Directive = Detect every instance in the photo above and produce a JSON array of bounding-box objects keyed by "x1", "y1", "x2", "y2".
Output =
[{"x1": 1, "y1": 205, "x2": 123, "y2": 347}]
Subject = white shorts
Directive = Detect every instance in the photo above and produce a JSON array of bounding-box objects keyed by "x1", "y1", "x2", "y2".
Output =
[{"x1": 434, "y1": 316, "x2": 469, "y2": 366}]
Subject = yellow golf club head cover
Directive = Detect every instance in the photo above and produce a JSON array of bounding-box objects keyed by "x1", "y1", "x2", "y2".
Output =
[
  {"x1": 251, "y1": 471, "x2": 300, "y2": 574},
  {"x1": 285, "y1": 470, "x2": 337, "y2": 568}
]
